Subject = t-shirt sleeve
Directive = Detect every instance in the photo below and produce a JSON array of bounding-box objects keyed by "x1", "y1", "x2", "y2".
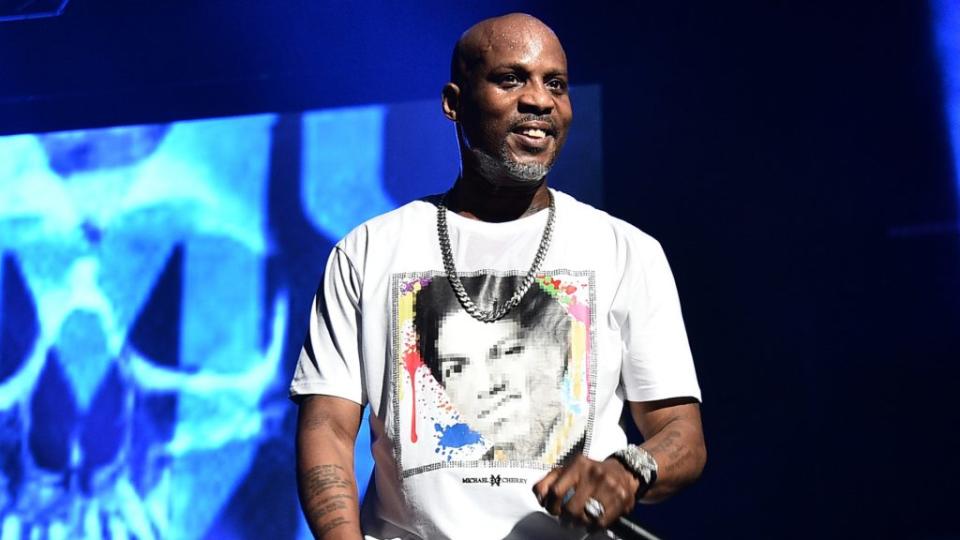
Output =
[
  {"x1": 619, "y1": 235, "x2": 702, "y2": 403},
  {"x1": 289, "y1": 245, "x2": 366, "y2": 405}
]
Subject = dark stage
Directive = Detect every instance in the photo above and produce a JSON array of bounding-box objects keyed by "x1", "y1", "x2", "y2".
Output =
[{"x1": 1, "y1": 1, "x2": 958, "y2": 538}]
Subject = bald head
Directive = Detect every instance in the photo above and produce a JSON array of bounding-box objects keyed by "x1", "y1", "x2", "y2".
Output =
[{"x1": 451, "y1": 13, "x2": 566, "y2": 88}]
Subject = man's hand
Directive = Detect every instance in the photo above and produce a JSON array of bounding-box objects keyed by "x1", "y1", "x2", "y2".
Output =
[
  {"x1": 532, "y1": 455, "x2": 641, "y2": 529},
  {"x1": 532, "y1": 397, "x2": 706, "y2": 529}
]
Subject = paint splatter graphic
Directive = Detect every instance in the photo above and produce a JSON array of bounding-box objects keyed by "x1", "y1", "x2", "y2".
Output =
[
  {"x1": 403, "y1": 350, "x2": 422, "y2": 443},
  {"x1": 435, "y1": 422, "x2": 482, "y2": 448},
  {"x1": 537, "y1": 273, "x2": 593, "y2": 407}
]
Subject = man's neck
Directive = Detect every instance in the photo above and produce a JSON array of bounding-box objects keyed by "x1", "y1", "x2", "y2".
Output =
[{"x1": 445, "y1": 173, "x2": 552, "y2": 223}]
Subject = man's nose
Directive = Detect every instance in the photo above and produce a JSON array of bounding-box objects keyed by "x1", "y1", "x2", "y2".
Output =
[{"x1": 518, "y1": 81, "x2": 554, "y2": 114}]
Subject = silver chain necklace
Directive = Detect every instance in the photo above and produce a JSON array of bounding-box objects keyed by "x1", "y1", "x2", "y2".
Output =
[{"x1": 436, "y1": 189, "x2": 556, "y2": 323}]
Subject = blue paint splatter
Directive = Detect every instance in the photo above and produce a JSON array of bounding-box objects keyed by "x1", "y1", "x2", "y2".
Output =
[{"x1": 434, "y1": 422, "x2": 481, "y2": 449}]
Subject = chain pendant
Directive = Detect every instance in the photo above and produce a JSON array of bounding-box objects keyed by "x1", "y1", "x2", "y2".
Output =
[{"x1": 436, "y1": 190, "x2": 555, "y2": 323}]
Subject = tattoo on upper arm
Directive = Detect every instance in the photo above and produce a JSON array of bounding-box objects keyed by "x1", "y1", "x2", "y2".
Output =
[
  {"x1": 299, "y1": 402, "x2": 359, "y2": 437},
  {"x1": 301, "y1": 408, "x2": 332, "y2": 432}
]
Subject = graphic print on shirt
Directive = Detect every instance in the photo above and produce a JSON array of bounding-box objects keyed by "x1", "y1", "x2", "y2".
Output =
[{"x1": 391, "y1": 270, "x2": 596, "y2": 478}]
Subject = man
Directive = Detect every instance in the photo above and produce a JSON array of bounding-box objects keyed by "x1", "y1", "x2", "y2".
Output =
[{"x1": 290, "y1": 13, "x2": 706, "y2": 540}]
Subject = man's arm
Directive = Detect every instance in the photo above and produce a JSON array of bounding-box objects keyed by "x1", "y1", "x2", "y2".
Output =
[
  {"x1": 296, "y1": 395, "x2": 364, "y2": 540},
  {"x1": 533, "y1": 397, "x2": 705, "y2": 528},
  {"x1": 629, "y1": 397, "x2": 706, "y2": 503}
]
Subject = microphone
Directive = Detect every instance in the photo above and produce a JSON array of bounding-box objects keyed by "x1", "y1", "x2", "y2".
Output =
[{"x1": 606, "y1": 516, "x2": 663, "y2": 540}]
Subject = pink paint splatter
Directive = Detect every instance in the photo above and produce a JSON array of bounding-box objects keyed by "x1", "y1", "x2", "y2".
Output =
[
  {"x1": 568, "y1": 301, "x2": 590, "y2": 324},
  {"x1": 403, "y1": 349, "x2": 423, "y2": 443},
  {"x1": 566, "y1": 301, "x2": 592, "y2": 402}
]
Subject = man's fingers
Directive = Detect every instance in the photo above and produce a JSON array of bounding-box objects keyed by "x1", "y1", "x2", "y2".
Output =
[
  {"x1": 563, "y1": 457, "x2": 634, "y2": 528},
  {"x1": 586, "y1": 491, "x2": 623, "y2": 529},
  {"x1": 532, "y1": 467, "x2": 563, "y2": 506},
  {"x1": 544, "y1": 460, "x2": 586, "y2": 516},
  {"x1": 563, "y1": 483, "x2": 593, "y2": 523}
]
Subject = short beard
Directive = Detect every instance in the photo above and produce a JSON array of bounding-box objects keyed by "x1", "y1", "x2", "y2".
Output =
[{"x1": 471, "y1": 143, "x2": 553, "y2": 184}]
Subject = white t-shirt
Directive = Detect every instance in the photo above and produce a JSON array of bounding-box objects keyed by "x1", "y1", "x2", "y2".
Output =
[{"x1": 289, "y1": 189, "x2": 701, "y2": 540}]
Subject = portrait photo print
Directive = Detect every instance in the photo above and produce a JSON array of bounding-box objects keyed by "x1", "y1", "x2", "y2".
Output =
[{"x1": 393, "y1": 270, "x2": 596, "y2": 476}]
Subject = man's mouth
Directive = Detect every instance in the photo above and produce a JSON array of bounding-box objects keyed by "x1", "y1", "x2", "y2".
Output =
[
  {"x1": 518, "y1": 128, "x2": 548, "y2": 139},
  {"x1": 510, "y1": 123, "x2": 556, "y2": 151},
  {"x1": 510, "y1": 118, "x2": 556, "y2": 142}
]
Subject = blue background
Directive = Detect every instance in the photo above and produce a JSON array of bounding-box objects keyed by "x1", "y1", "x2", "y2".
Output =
[
  {"x1": 1, "y1": 1, "x2": 959, "y2": 539},
  {"x1": 0, "y1": 93, "x2": 602, "y2": 539}
]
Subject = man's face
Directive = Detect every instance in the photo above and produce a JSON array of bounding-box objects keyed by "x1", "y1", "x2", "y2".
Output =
[
  {"x1": 436, "y1": 310, "x2": 565, "y2": 455},
  {"x1": 455, "y1": 21, "x2": 573, "y2": 183}
]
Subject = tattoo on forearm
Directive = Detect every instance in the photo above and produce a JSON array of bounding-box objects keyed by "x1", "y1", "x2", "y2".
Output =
[
  {"x1": 300, "y1": 465, "x2": 357, "y2": 537},
  {"x1": 647, "y1": 429, "x2": 679, "y2": 455},
  {"x1": 303, "y1": 464, "x2": 353, "y2": 499},
  {"x1": 647, "y1": 428, "x2": 692, "y2": 475},
  {"x1": 307, "y1": 496, "x2": 349, "y2": 523},
  {"x1": 318, "y1": 516, "x2": 349, "y2": 535}
]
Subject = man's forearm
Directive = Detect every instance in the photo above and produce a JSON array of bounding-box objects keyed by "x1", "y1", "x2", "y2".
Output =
[
  {"x1": 298, "y1": 463, "x2": 360, "y2": 538},
  {"x1": 638, "y1": 414, "x2": 706, "y2": 503},
  {"x1": 296, "y1": 396, "x2": 363, "y2": 540},
  {"x1": 625, "y1": 399, "x2": 706, "y2": 504}
]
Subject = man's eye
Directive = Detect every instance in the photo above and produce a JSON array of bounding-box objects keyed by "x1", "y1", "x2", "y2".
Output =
[
  {"x1": 500, "y1": 74, "x2": 520, "y2": 85},
  {"x1": 547, "y1": 79, "x2": 567, "y2": 92}
]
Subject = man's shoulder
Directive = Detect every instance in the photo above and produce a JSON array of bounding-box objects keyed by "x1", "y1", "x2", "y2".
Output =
[
  {"x1": 341, "y1": 197, "x2": 436, "y2": 238},
  {"x1": 553, "y1": 190, "x2": 663, "y2": 252},
  {"x1": 334, "y1": 196, "x2": 437, "y2": 253}
]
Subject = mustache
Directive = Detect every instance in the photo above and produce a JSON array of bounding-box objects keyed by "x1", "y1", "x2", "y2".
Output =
[{"x1": 510, "y1": 114, "x2": 556, "y2": 133}]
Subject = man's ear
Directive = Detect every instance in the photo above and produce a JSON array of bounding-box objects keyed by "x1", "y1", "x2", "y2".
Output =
[{"x1": 442, "y1": 83, "x2": 460, "y2": 122}]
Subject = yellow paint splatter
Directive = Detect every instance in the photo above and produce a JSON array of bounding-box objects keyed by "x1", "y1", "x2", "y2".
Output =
[
  {"x1": 571, "y1": 321, "x2": 586, "y2": 400},
  {"x1": 396, "y1": 291, "x2": 417, "y2": 402}
]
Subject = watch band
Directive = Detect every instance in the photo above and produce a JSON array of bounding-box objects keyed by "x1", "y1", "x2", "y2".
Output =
[{"x1": 613, "y1": 444, "x2": 658, "y2": 500}]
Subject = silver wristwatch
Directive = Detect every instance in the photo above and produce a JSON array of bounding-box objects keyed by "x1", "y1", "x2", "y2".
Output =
[{"x1": 613, "y1": 445, "x2": 658, "y2": 499}]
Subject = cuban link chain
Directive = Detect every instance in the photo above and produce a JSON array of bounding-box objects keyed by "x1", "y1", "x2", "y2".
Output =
[{"x1": 436, "y1": 190, "x2": 555, "y2": 323}]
